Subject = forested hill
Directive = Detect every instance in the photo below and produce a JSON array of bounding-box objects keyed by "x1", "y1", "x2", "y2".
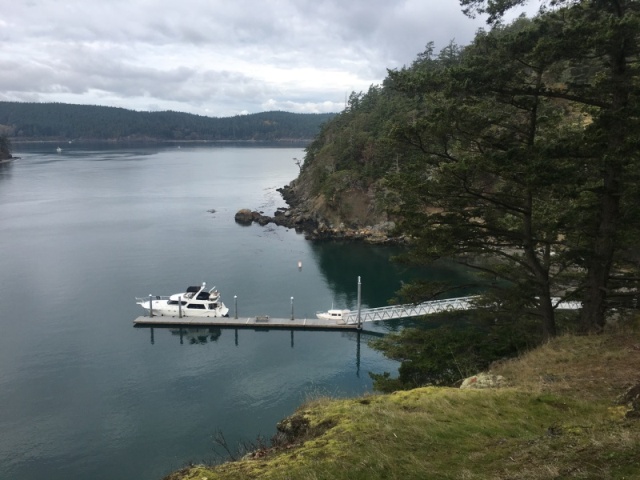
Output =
[
  {"x1": 287, "y1": 1, "x2": 639, "y2": 342},
  {"x1": 0, "y1": 102, "x2": 335, "y2": 142}
]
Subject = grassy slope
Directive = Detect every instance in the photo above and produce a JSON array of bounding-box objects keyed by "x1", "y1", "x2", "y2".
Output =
[{"x1": 165, "y1": 324, "x2": 640, "y2": 480}]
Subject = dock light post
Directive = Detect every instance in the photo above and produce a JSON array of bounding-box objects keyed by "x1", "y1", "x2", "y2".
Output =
[
  {"x1": 357, "y1": 277, "x2": 362, "y2": 330},
  {"x1": 178, "y1": 296, "x2": 182, "y2": 318},
  {"x1": 234, "y1": 295, "x2": 238, "y2": 319},
  {"x1": 149, "y1": 294, "x2": 154, "y2": 317},
  {"x1": 291, "y1": 296, "x2": 294, "y2": 320}
]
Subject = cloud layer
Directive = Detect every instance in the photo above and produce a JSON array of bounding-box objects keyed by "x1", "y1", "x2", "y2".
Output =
[{"x1": 1, "y1": 0, "x2": 532, "y2": 117}]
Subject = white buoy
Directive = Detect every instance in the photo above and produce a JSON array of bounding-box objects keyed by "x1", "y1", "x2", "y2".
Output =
[{"x1": 297, "y1": 260, "x2": 302, "y2": 271}]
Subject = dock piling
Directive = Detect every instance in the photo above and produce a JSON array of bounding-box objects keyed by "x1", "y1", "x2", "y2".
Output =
[{"x1": 357, "y1": 277, "x2": 362, "y2": 329}]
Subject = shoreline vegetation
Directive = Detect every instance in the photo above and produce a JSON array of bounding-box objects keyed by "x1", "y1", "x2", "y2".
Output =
[
  {"x1": 164, "y1": 322, "x2": 640, "y2": 479},
  {"x1": 0, "y1": 134, "x2": 12, "y2": 162}
]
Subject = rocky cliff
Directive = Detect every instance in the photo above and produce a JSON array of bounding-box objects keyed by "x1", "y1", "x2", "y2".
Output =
[{"x1": 235, "y1": 180, "x2": 404, "y2": 244}]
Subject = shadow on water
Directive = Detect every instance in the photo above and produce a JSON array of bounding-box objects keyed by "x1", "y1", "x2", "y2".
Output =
[{"x1": 309, "y1": 241, "x2": 478, "y2": 308}]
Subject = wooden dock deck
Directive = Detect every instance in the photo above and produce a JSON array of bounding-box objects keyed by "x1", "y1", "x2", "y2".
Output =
[{"x1": 133, "y1": 315, "x2": 360, "y2": 330}]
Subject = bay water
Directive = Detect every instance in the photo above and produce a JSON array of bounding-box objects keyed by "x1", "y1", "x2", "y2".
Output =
[{"x1": 0, "y1": 144, "x2": 466, "y2": 480}]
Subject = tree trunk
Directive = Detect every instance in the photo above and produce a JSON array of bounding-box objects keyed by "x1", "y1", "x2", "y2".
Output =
[
  {"x1": 580, "y1": 19, "x2": 629, "y2": 332},
  {"x1": 524, "y1": 189, "x2": 557, "y2": 340},
  {"x1": 580, "y1": 165, "x2": 620, "y2": 331}
]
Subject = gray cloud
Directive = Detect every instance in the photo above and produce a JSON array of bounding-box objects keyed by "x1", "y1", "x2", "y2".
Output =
[{"x1": 1, "y1": 0, "x2": 537, "y2": 117}]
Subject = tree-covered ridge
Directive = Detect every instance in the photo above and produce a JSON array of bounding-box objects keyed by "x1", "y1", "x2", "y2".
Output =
[
  {"x1": 293, "y1": 0, "x2": 640, "y2": 375},
  {"x1": 0, "y1": 102, "x2": 334, "y2": 141}
]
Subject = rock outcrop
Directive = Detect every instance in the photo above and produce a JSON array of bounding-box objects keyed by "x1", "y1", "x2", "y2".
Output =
[
  {"x1": 235, "y1": 206, "x2": 403, "y2": 244},
  {"x1": 234, "y1": 183, "x2": 406, "y2": 244},
  {"x1": 460, "y1": 373, "x2": 507, "y2": 389},
  {"x1": 234, "y1": 208, "x2": 254, "y2": 225},
  {"x1": 617, "y1": 383, "x2": 640, "y2": 419}
]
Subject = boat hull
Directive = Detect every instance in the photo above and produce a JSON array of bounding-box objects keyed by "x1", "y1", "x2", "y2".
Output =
[{"x1": 137, "y1": 299, "x2": 229, "y2": 318}]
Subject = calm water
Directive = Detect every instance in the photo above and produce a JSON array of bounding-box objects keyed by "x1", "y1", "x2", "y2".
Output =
[{"x1": 0, "y1": 144, "x2": 467, "y2": 480}]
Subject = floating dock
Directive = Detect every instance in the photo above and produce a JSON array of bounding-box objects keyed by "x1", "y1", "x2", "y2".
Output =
[
  {"x1": 133, "y1": 296, "x2": 581, "y2": 330},
  {"x1": 133, "y1": 315, "x2": 359, "y2": 330},
  {"x1": 133, "y1": 274, "x2": 581, "y2": 331}
]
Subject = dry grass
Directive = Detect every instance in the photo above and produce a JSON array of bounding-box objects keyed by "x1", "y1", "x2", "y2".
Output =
[{"x1": 491, "y1": 323, "x2": 640, "y2": 403}]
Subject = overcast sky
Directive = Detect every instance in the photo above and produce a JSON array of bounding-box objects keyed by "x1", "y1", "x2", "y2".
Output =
[{"x1": 1, "y1": 0, "x2": 538, "y2": 118}]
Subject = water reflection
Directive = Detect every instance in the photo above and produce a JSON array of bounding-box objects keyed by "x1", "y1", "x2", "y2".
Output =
[
  {"x1": 170, "y1": 327, "x2": 222, "y2": 344},
  {"x1": 139, "y1": 326, "x2": 385, "y2": 378},
  {"x1": 0, "y1": 160, "x2": 13, "y2": 179},
  {"x1": 310, "y1": 242, "x2": 476, "y2": 309}
]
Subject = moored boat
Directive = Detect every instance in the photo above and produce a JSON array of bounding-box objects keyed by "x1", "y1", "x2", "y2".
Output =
[
  {"x1": 316, "y1": 308, "x2": 350, "y2": 324},
  {"x1": 136, "y1": 282, "x2": 229, "y2": 317}
]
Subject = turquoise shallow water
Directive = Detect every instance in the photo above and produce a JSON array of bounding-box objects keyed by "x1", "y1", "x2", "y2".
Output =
[{"x1": 0, "y1": 144, "x2": 467, "y2": 479}]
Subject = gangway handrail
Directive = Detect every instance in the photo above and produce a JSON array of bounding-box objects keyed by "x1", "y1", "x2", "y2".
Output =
[
  {"x1": 343, "y1": 295, "x2": 581, "y2": 324},
  {"x1": 343, "y1": 296, "x2": 477, "y2": 324}
]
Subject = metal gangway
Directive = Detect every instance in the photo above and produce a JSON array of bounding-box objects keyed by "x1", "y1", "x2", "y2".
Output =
[
  {"x1": 341, "y1": 278, "x2": 582, "y2": 327},
  {"x1": 343, "y1": 297, "x2": 475, "y2": 325}
]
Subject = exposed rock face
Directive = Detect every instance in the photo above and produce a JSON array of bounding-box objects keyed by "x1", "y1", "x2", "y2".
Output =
[
  {"x1": 233, "y1": 180, "x2": 406, "y2": 244},
  {"x1": 235, "y1": 205, "x2": 404, "y2": 244},
  {"x1": 460, "y1": 373, "x2": 507, "y2": 389}
]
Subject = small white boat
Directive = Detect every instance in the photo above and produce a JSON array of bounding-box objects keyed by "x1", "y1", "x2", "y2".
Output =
[
  {"x1": 316, "y1": 308, "x2": 351, "y2": 324},
  {"x1": 136, "y1": 282, "x2": 229, "y2": 318}
]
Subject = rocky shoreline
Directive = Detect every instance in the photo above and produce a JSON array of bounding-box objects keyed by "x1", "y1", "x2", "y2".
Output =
[{"x1": 234, "y1": 185, "x2": 406, "y2": 245}]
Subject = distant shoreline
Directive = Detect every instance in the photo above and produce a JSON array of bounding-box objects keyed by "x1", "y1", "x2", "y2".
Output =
[{"x1": 10, "y1": 138, "x2": 313, "y2": 145}]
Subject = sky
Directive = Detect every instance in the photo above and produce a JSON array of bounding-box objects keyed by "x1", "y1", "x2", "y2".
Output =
[{"x1": 1, "y1": 0, "x2": 539, "y2": 118}]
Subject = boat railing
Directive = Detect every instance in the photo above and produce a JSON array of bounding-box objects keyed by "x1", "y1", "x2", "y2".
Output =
[{"x1": 135, "y1": 296, "x2": 170, "y2": 303}]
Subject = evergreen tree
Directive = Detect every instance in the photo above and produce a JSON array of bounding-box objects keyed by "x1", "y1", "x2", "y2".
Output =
[
  {"x1": 388, "y1": 20, "x2": 592, "y2": 340},
  {"x1": 458, "y1": 0, "x2": 640, "y2": 332}
]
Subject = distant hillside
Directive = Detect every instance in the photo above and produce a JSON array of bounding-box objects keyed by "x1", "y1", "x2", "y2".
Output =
[{"x1": 0, "y1": 102, "x2": 335, "y2": 142}]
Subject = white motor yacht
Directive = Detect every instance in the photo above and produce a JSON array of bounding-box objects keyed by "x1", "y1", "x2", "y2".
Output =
[{"x1": 136, "y1": 282, "x2": 229, "y2": 317}]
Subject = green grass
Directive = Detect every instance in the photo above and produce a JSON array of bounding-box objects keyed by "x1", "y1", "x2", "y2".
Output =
[{"x1": 164, "y1": 323, "x2": 640, "y2": 480}]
